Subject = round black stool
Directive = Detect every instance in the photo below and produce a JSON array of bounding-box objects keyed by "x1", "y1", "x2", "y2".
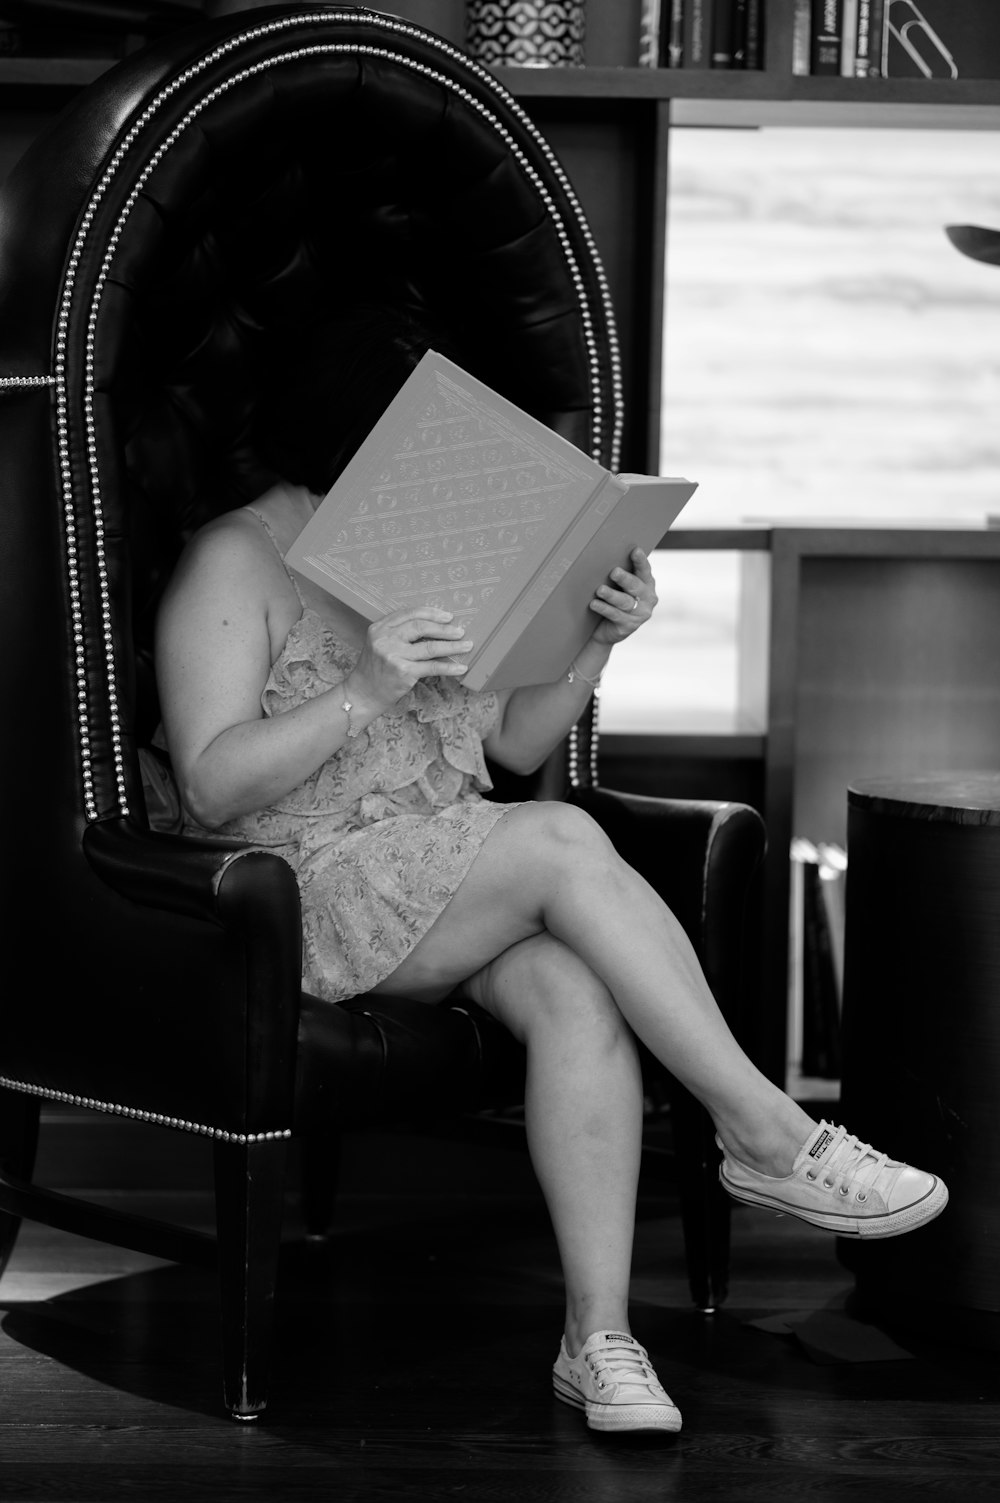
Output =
[{"x1": 837, "y1": 772, "x2": 1000, "y2": 1349}]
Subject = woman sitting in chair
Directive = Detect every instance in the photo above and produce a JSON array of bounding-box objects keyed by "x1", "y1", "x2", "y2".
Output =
[{"x1": 155, "y1": 307, "x2": 948, "y2": 1436}]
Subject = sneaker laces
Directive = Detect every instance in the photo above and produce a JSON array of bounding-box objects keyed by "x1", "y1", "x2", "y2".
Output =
[
  {"x1": 810, "y1": 1124, "x2": 890, "y2": 1198},
  {"x1": 588, "y1": 1341, "x2": 660, "y2": 1395}
]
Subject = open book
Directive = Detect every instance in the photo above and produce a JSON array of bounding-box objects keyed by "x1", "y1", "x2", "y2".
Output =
[{"x1": 285, "y1": 350, "x2": 696, "y2": 691}]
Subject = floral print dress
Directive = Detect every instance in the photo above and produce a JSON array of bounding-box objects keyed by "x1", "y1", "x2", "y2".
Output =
[{"x1": 179, "y1": 513, "x2": 518, "y2": 1003}]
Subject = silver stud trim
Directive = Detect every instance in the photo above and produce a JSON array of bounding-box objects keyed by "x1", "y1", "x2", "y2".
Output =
[
  {"x1": 0, "y1": 1075, "x2": 292, "y2": 1143},
  {"x1": 0, "y1": 373, "x2": 57, "y2": 390},
  {"x1": 59, "y1": 11, "x2": 617, "y2": 812}
]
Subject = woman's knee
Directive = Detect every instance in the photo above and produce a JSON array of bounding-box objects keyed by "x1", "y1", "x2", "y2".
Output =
[
  {"x1": 517, "y1": 801, "x2": 620, "y2": 883},
  {"x1": 472, "y1": 932, "x2": 627, "y2": 1045}
]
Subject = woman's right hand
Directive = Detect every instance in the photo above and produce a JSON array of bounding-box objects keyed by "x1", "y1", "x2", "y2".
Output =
[{"x1": 349, "y1": 606, "x2": 474, "y2": 712}]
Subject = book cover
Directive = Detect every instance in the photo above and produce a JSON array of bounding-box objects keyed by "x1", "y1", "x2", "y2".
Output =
[
  {"x1": 883, "y1": 0, "x2": 1000, "y2": 79},
  {"x1": 811, "y1": 0, "x2": 843, "y2": 73},
  {"x1": 285, "y1": 351, "x2": 696, "y2": 693}
]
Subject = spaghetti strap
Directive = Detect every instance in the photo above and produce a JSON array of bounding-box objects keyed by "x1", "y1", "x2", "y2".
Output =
[{"x1": 246, "y1": 505, "x2": 307, "y2": 606}]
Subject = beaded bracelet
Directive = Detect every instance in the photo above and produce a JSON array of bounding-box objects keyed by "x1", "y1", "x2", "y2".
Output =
[{"x1": 567, "y1": 659, "x2": 603, "y2": 690}]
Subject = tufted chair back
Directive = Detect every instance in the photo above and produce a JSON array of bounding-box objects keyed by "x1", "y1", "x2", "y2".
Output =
[
  {"x1": 0, "y1": 2, "x2": 619, "y2": 1099},
  {"x1": 5, "y1": 3, "x2": 621, "y2": 793}
]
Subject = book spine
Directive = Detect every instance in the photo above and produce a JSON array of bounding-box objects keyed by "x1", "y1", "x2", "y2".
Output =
[
  {"x1": 853, "y1": 0, "x2": 872, "y2": 74},
  {"x1": 810, "y1": 0, "x2": 842, "y2": 73},
  {"x1": 662, "y1": 0, "x2": 685, "y2": 66},
  {"x1": 791, "y1": 0, "x2": 811, "y2": 74},
  {"x1": 682, "y1": 0, "x2": 711, "y2": 68},
  {"x1": 638, "y1": 0, "x2": 662, "y2": 66},
  {"x1": 839, "y1": 0, "x2": 858, "y2": 75},
  {"x1": 865, "y1": 0, "x2": 885, "y2": 75},
  {"x1": 731, "y1": 0, "x2": 749, "y2": 67},
  {"x1": 711, "y1": 0, "x2": 735, "y2": 66},
  {"x1": 463, "y1": 472, "x2": 628, "y2": 690},
  {"x1": 744, "y1": 0, "x2": 762, "y2": 68}
]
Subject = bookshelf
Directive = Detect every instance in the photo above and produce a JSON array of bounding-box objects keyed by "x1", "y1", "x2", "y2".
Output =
[{"x1": 4, "y1": 1, "x2": 1000, "y2": 1091}]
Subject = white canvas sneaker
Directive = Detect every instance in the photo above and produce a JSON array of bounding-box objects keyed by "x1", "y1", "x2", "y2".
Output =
[
  {"x1": 719, "y1": 1120, "x2": 949, "y2": 1238},
  {"x1": 552, "y1": 1329, "x2": 682, "y2": 1433}
]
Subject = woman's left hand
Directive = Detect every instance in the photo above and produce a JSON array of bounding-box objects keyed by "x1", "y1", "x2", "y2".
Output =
[{"x1": 588, "y1": 547, "x2": 658, "y2": 646}]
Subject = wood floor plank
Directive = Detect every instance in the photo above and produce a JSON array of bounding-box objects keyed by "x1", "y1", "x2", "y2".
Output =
[{"x1": 0, "y1": 1189, "x2": 996, "y2": 1501}]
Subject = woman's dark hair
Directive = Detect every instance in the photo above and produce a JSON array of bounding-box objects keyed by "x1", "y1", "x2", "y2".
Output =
[{"x1": 256, "y1": 303, "x2": 463, "y2": 497}]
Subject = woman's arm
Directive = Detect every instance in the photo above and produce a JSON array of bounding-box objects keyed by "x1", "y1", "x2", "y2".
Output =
[
  {"x1": 485, "y1": 548, "x2": 658, "y2": 776},
  {"x1": 156, "y1": 515, "x2": 473, "y2": 828}
]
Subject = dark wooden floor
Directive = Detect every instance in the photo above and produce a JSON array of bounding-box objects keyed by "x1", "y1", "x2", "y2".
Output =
[{"x1": 0, "y1": 1125, "x2": 997, "y2": 1503}]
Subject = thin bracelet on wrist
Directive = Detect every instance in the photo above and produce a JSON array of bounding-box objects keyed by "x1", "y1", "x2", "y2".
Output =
[
  {"x1": 567, "y1": 658, "x2": 603, "y2": 690},
  {"x1": 340, "y1": 679, "x2": 357, "y2": 739}
]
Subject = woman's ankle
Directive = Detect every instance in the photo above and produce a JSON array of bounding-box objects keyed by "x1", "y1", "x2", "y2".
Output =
[
  {"x1": 716, "y1": 1102, "x2": 817, "y2": 1178},
  {"x1": 563, "y1": 1309, "x2": 631, "y2": 1358}
]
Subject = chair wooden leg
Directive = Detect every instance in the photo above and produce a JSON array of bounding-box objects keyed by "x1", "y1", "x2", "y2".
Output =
[
  {"x1": 669, "y1": 1085, "x2": 731, "y2": 1312},
  {"x1": 0, "y1": 1088, "x2": 41, "y2": 1279},
  {"x1": 213, "y1": 1136, "x2": 290, "y2": 1422}
]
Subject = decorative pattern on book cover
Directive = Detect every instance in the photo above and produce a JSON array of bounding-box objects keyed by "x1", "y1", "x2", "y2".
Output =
[{"x1": 285, "y1": 352, "x2": 695, "y2": 691}]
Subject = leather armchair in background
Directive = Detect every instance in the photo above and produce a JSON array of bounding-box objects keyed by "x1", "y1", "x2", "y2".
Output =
[{"x1": 0, "y1": 3, "x2": 765, "y2": 1418}]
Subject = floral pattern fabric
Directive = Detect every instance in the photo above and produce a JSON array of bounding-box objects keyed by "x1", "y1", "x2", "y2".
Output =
[{"x1": 182, "y1": 607, "x2": 518, "y2": 1001}]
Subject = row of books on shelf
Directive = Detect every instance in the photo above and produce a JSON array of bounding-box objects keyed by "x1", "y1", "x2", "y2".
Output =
[
  {"x1": 640, "y1": 1, "x2": 1000, "y2": 80},
  {"x1": 639, "y1": 1, "x2": 766, "y2": 71}
]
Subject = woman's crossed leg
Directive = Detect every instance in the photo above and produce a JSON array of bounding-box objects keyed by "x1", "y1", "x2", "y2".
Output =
[{"x1": 368, "y1": 799, "x2": 947, "y2": 1431}]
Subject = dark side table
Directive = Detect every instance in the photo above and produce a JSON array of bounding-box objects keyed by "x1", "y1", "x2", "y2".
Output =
[{"x1": 837, "y1": 772, "x2": 1000, "y2": 1350}]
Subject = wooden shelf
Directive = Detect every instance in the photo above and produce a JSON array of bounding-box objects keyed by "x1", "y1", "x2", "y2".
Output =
[
  {"x1": 491, "y1": 66, "x2": 1000, "y2": 128},
  {"x1": 6, "y1": 56, "x2": 1000, "y2": 130}
]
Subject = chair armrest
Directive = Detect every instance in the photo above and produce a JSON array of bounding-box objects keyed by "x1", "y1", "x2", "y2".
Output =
[
  {"x1": 83, "y1": 815, "x2": 301, "y2": 928},
  {"x1": 565, "y1": 786, "x2": 765, "y2": 1025}
]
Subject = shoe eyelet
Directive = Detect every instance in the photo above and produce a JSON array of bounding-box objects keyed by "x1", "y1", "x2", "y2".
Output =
[
  {"x1": 839, "y1": 1185, "x2": 849, "y2": 1196},
  {"x1": 805, "y1": 1170, "x2": 817, "y2": 1181},
  {"x1": 857, "y1": 1191, "x2": 868, "y2": 1203},
  {"x1": 823, "y1": 1178, "x2": 835, "y2": 1189}
]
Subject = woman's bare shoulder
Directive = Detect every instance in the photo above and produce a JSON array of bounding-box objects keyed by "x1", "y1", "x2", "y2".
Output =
[{"x1": 164, "y1": 508, "x2": 275, "y2": 606}]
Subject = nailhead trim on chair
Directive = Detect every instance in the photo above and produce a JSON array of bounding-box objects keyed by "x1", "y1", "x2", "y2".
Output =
[
  {"x1": 56, "y1": 11, "x2": 621, "y2": 820},
  {"x1": 0, "y1": 1074, "x2": 293, "y2": 1143}
]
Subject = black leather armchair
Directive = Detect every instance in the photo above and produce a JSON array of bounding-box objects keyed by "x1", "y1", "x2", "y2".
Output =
[{"x1": 0, "y1": 4, "x2": 765, "y2": 1419}]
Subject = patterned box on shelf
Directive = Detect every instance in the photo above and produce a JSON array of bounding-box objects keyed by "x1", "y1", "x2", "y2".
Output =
[{"x1": 465, "y1": 1, "x2": 585, "y2": 67}]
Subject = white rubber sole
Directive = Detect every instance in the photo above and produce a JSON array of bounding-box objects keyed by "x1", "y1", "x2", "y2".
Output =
[
  {"x1": 720, "y1": 1170, "x2": 949, "y2": 1239},
  {"x1": 553, "y1": 1373, "x2": 683, "y2": 1433}
]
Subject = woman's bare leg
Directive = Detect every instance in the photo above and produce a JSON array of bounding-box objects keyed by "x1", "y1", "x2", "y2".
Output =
[
  {"x1": 459, "y1": 932, "x2": 644, "y2": 1356},
  {"x1": 373, "y1": 801, "x2": 813, "y2": 1175}
]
